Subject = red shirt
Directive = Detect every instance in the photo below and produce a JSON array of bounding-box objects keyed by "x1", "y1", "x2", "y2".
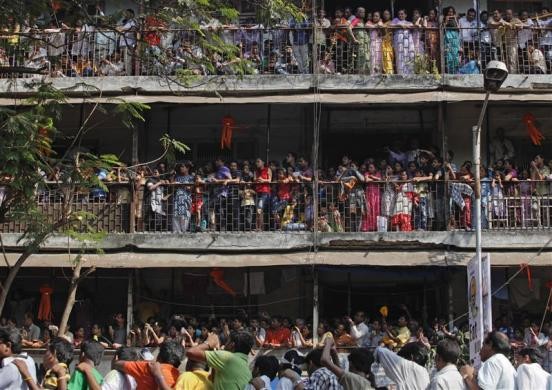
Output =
[
  {"x1": 144, "y1": 16, "x2": 164, "y2": 46},
  {"x1": 264, "y1": 327, "x2": 291, "y2": 346},
  {"x1": 277, "y1": 182, "x2": 292, "y2": 200},
  {"x1": 255, "y1": 167, "x2": 271, "y2": 194}
]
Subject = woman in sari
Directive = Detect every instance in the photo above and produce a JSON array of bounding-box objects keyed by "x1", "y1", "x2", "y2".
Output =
[
  {"x1": 381, "y1": 9, "x2": 395, "y2": 74},
  {"x1": 444, "y1": 6, "x2": 461, "y2": 74},
  {"x1": 367, "y1": 11, "x2": 383, "y2": 74},
  {"x1": 426, "y1": 9, "x2": 440, "y2": 67},
  {"x1": 412, "y1": 9, "x2": 426, "y2": 57},
  {"x1": 391, "y1": 170, "x2": 415, "y2": 231},
  {"x1": 391, "y1": 9, "x2": 415, "y2": 74},
  {"x1": 381, "y1": 165, "x2": 397, "y2": 228},
  {"x1": 350, "y1": 7, "x2": 370, "y2": 74},
  {"x1": 361, "y1": 162, "x2": 382, "y2": 231}
]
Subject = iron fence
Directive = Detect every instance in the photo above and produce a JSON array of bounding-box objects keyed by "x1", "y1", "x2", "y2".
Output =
[
  {"x1": 1, "y1": 26, "x2": 551, "y2": 78},
  {"x1": 449, "y1": 26, "x2": 552, "y2": 74},
  {"x1": 0, "y1": 182, "x2": 130, "y2": 233},
  {"x1": 1, "y1": 179, "x2": 550, "y2": 234}
]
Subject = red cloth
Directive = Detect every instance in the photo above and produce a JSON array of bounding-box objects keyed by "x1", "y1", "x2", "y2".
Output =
[
  {"x1": 143, "y1": 16, "x2": 164, "y2": 46},
  {"x1": 361, "y1": 173, "x2": 382, "y2": 232},
  {"x1": 520, "y1": 264, "x2": 533, "y2": 290},
  {"x1": 391, "y1": 214, "x2": 412, "y2": 232},
  {"x1": 220, "y1": 116, "x2": 235, "y2": 150},
  {"x1": 38, "y1": 285, "x2": 53, "y2": 322},
  {"x1": 210, "y1": 268, "x2": 236, "y2": 296},
  {"x1": 277, "y1": 182, "x2": 292, "y2": 201},
  {"x1": 462, "y1": 196, "x2": 472, "y2": 229},
  {"x1": 264, "y1": 327, "x2": 291, "y2": 346}
]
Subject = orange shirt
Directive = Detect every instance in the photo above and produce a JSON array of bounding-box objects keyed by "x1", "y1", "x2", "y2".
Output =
[
  {"x1": 264, "y1": 327, "x2": 291, "y2": 346},
  {"x1": 124, "y1": 361, "x2": 179, "y2": 390}
]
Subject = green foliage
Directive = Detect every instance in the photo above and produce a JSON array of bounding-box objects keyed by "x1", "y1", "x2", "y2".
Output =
[
  {"x1": 160, "y1": 133, "x2": 191, "y2": 165},
  {"x1": 110, "y1": 100, "x2": 151, "y2": 129}
]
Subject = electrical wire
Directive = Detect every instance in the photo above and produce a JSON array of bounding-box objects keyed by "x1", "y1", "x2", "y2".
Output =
[
  {"x1": 448, "y1": 237, "x2": 552, "y2": 326},
  {"x1": 137, "y1": 294, "x2": 306, "y2": 309},
  {"x1": 539, "y1": 285, "x2": 552, "y2": 334}
]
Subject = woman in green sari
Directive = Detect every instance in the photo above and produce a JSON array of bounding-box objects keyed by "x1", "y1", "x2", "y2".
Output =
[
  {"x1": 444, "y1": 6, "x2": 461, "y2": 74},
  {"x1": 350, "y1": 7, "x2": 370, "y2": 74}
]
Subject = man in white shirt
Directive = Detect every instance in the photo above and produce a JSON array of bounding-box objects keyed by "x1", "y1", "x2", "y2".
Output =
[
  {"x1": 374, "y1": 342, "x2": 430, "y2": 390},
  {"x1": 528, "y1": 44, "x2": 547, "y2": 74},
  {"x1": 489, "y1": 128, "x2": 515, "y2": 164},
  {"x1": 0, "y1": 326, "x2": 38, "y2": 390},
  {"x1": 117, "y1": 8, "x2": 137, "y2": 75},
  {"x1": 459, "y1": 9, "x2": 478, "y2": 51},
  {"x1": 347, "y1": 311, "x2": 370, "y2": 347},
  {"x1": 428, "y1": 339, "x2": 466, "y2": 390},
  {"x1": 461, "y1": 331, "x2": 516, "y2": 390},
  {"x1": 516, "y1": 347, "x2": 550, "y2": 390}
]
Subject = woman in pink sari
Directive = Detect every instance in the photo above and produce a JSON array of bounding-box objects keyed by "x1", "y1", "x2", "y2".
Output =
[
  {"x1": 367, "y1": 11, "x2": 383, "y2": 74},
  {"x1": 361, "y1": 162, "x2": 382, "y2": 231}
]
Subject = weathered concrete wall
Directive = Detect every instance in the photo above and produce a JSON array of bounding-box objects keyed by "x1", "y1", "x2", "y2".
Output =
[{"x1": 2, "y1": 231, "x2": 551, "y2": 252}]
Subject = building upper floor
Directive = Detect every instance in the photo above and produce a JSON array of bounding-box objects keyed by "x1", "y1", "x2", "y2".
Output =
[{"x1": 2, "y1": 1, "x2": 552, "y2": 96}]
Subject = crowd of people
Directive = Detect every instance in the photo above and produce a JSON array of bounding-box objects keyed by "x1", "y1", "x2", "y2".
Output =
[
  {"x1": 107, "y1": 134, "x2": 551, "y2": 233},
  {"x1": 1, "y1": 306, "x2": 552, "y2": 389},
  {"x1": 3, "y1": 5, "x2": 552, "y2": 78}
]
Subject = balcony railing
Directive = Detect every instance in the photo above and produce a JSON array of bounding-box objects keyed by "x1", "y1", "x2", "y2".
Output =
[
  {"x1": 1, "y1": 180, "x2": 550, "y2": 234},
  {"x1": 1, "y1": 26, "x2": 551, "y2": 79}
]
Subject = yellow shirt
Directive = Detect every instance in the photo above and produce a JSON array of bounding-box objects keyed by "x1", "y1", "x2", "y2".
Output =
[
  {"x1": 175, "y1": 370, "x2": 213, "y2": 390},
  {"x1": 43, "y1": 363, "x2": 70, "y2": 389}
]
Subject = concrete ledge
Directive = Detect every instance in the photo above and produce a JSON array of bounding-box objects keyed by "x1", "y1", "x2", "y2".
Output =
[
  {"x1": 2, "y1": 74, "x2": 552, "y2": 98},
  {"x1": 1, "y1": 231, "x2": 551, "y2": 252},
  {"x1": 3, "y1": 249, "x2": 551, "y2": 268}
]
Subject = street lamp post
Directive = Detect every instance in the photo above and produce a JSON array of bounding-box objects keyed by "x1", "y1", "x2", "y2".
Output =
[{"x1": 472, "y1": 60, "x2": 508, "y2": 345}]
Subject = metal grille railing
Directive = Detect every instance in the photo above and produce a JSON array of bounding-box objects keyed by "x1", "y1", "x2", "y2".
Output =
[
  {"x1": 2, "y1": 26, "x2": 551, "y2": 78},
  {"x1": 449, "y1": 26, "x2": 552, "y2": 74},
  {"x1": 0, "y1": 182, "x2": 130, "y2": 233},
  {"x1": 1, "y1": 180, "x2": 550, "y2": 234}
]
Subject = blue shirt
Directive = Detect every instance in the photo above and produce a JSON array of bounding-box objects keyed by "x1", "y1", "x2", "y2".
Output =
[{"x1": 215, "y1": 166, "x2": 232, "y2": 197}]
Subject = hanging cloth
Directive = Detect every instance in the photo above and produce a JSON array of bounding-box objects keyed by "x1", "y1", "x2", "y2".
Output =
[{"x1": 38, "y1": 285, "x2": 54, "y2": 322}]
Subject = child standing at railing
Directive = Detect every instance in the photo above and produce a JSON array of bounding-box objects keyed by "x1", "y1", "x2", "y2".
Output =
[
  {"x1": 381, "y1": 165, "x2": 397, "y2": 227},
  {"x1": 391, "y1": 171, "x2": 416, "y2": 231},
  {"x1": 518, "y1": 169, "x2": 535, "y2": 227},
  {"x1": 480, "y1": 166, "x2": 492, "y2": 229},
  {"x1": 491, "y1": 171, "x2": 506, "y2": 226},
  {"x1": 281, "y1": 197, "x2": 306, "y2": 231},
  {"x1": 328, "y1": 202, "x2": 344, "y2": 232},
  {"x1": 272, "y1": 168, "x2": 293, "y2": 228},
  {"x1": 192, "y1": 173, "x2": 206, "y2": 232},
  {"x1": 413, "y1": 169, "x2": 430, "y2": 230},
  {"x1": 240, "y1": 182, "x2": 256, "y2": 231},
  {"x1": 172, "y1": 162, "x2": 194, "y2": 233}
]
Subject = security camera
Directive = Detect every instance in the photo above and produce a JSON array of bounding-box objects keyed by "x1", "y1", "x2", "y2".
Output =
[{"x1": 483, "y1": 61, "x2": 508, "y2": 92}]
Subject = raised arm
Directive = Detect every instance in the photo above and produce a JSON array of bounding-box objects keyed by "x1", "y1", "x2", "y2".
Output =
[
  {"x1": 320, "y1": 338, "x2": 345, "y2": 378},
  {"x1": 186, "y1": 332, "x2": 219, "y2": 362},
  {"x1": 148, "y1": 362, "x2": 173, "y2": 390}
]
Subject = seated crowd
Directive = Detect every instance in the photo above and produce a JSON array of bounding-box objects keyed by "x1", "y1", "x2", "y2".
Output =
[
  {"x1": 3, "y1": 5, "x2": 552, "y2": 78},
  {"x1": 1, "y1": 307, "x2": 552, "y2": 389},
  {"x1": 88, "y1": 136, "x2": 550, "y2": 233}
]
